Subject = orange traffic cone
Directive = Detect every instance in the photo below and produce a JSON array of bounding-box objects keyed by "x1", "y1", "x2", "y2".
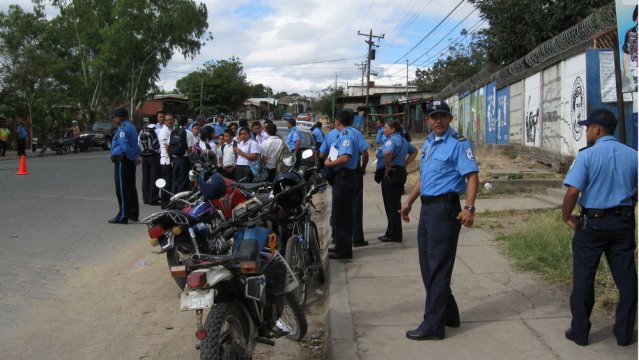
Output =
[{"x1": 16, "y1": 155, "x2": 30, "y2": 175}]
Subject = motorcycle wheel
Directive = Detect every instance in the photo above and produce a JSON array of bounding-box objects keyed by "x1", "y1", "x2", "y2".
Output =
[
  {"x1": 277, "y1": 291, "x2": 308, "y2": 341},
  {"x1": 308, "y1": 221, "x2": 325, "y2": 284},
  {"x1": 166, "y1": 236, "x2": 196, "y2": 289},
  {"x1": 38, "y1": 145, "x2": 47, "y2": 157},
  {"x1": 201, "y1": 303, "x2": 250, "y2": 360},
  {"x1": 103, "y1": 137, "x2": 112, "y2": 151},
  {"x1": 284, "y1": 235, "x2": 307, "y2": 308},
  {"x1": 62, "y1": 143, "x2": 70, "y2": 154}
]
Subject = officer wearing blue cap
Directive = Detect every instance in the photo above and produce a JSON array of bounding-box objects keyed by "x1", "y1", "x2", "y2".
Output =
[
  {"x1": 324, "y1": 110, "x2": 367, "y2": 259},
  {"x1": 399, "y1": 100, "x2": 479, "y2": 340},
  {"x1": 109, "y1": 107, "x2": 140, "y2": 224},
  {"x1": 561, "y1": 109, "x2": 637, "y2": 347}
]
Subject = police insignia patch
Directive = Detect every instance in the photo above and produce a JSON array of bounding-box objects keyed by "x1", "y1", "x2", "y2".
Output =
[
  {"x1": 343, "y1": 139, "x2": 350, "y2": 148},
  {"x1": 453, "y1": 133, "x2": 467, "y2": 141},
  {"x1": 466, "y1": 148, "x2": 474, "y2": 160},
  {"x1": 385, "y1": 140, "x2": 392, "y2": 146},
  {"x1": 568, "y1": 158, "x2": 576, "y2": 171},
  {"x1": 342, "y1": 130, "x2": 349, "y2": 135},
  {"x1": 120, "y1": 132, "x2": 125, "y2": 139}
]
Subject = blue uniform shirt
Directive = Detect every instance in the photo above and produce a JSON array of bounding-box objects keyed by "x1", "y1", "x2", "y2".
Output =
[
  {"x1": 16, "y1": 125, "x2": 27, "y2": 139},
  {"x1": 334, "y1": 126, "x2": 362, "y2": 170},
  {"x1": 564, "y1": 135, "x2": 638, "y2": 208},
  {"x1": 286, "y1": 126, "x2": 301, "y2": 151},
  {"x1": 419, "y1": 127, "x2": 479, "y2": 196},
  {"x1": 312, "y1": 127, "x2": 324, "y2": 145},
  {"x1": 111, "y1": 119, "x2": 140, "y2": 161},
  {"x1": 320, "y1": 128, "x2": 340, "y2": 156},
  {"x1": 375, "y1": 127, "x2": 385, "y2": 145},
  {"x1": 212, "y1": 123, "x2": 227, "y2": 143}
]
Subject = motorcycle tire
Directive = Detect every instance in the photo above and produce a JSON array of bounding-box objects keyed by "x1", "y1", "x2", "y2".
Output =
[
  {"x1": 284, "y1": 235, "x2": 307, "y2": 308},
  {"x1": 308, "y1": 221, "x2": 325, "y2": 284},
  {"x1": 278, "y1": 291, "x2": 308, "y2": 341},
  {"x1": 38, "y1": 145, "x2": 47, "y2": 157},
  {"x1": 201, "y1": 302, "x2": 250, "y2": 360},
  {"x1": 166, "y1": 236, "x2": 196, "y2": 289}
]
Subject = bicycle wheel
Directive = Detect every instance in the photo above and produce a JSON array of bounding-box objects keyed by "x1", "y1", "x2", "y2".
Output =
[
  {"x1": 38, "y1": 143, "x2": 47, "y2": 157},
  {"x1": 307, "y1": 220, "x2": 325, "y2": 284},
  {"x1": 284, "y1": 235, "x2": 307, "y2": 308}
]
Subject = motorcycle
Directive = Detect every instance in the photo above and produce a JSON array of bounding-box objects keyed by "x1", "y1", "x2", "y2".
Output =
[{"x1": 175, "y1": 182, "x2": 309, "y2": 359}]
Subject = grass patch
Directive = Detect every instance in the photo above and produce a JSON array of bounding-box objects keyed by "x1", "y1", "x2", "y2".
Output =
[{"x1": 481, "y1": 209, "x2": 626, "y2": 314}]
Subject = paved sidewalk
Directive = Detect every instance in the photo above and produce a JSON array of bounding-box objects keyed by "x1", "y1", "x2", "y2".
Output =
[{"x1": 327, "y1": 174, "x2": 637, "y2": 360}]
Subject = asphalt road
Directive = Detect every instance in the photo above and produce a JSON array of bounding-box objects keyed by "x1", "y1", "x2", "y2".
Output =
[{"x1": 0, "y1": 151, "x2": 143, "y2": 337}]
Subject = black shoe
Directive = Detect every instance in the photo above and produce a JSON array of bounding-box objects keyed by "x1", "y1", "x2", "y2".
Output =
[
  {"x1": 377, "y1": 235, "x2": 390, "y2": 241},
  {"x1": 380, "y1": 237, "x2": 402, "y2": 243},
  {"x1": 328, "y1": 247, "x2": 338, "y2": 253},
  {"x1": 445, "y1": 318, "x2": 460, "y2": 328},
  {"x1": 353, "y1": 241, "x2": 369, "y2": 247},
  {"x1": 129, "y1": 217, "x2": 139, "y2": 222},
  {"x1": 405, "y1": 329, "x2": 443, "y2": 341},
  {"x1": 564, "y1": 328, "x2": 588, "y2": 346},
  {"x1": 108, "y1": 217, "x2": 128, "y2": 224},
  {"x1": 328, "y1": 252, "x2": 352, "y2": 260}
]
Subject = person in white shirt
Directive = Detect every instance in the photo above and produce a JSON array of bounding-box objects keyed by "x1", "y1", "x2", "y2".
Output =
[
  {"x1": 252, "y1": 121, "x2": 269, "y2": 144},
  {"x1": 234, "y1": 126, "x2": 260, "y2": 182},
  {"x1": 219, "y1": 128, "x2": 237, "y2": 179},
  {"x1": 197, "y1": 126, "x2": 218, "y2": 166},
  {"x1": 138, "y1": 115, "x2": 162, "y2": 205},
  {"x1": 171, "y1": 116, "x2": 196, "y2": 193},
  {"x1": 158, "y1": 114, "x2": 174, "y2": 205},
  {"x1": 260, "y1": 123, "x2": 284, "y2": 181}
]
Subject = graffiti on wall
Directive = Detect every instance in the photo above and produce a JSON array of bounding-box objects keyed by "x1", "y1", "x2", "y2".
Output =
[
  {"x1": 525, "y1": 95, "x2": 539, "y2": 144},
  {"x1": 570, "y1": 76, "x2": 586, "y2": 141},
  {"x1": 496, "y1": 87, "x2": 509, "y2": 144}
]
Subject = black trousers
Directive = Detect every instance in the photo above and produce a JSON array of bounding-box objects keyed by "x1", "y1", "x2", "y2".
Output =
[
  {"x1": 381, "y1": 167, "x2": 407, "y2": 241},
  {"x1": 416, "y1": 200, "x2": 461, "y2": 337},
  {"x1": 113, "y1": 157, "x2": 139, "y2": 221},
  {"x1": 160, "y1": 164, "x2": 172, "y2": 204},
  {"x1": 351, "y1": 169, "x2": 365, "y2": 244},
  {"x1": 235, "y1": 165, "x2": 253, "y2": 183},
  {"x1": 171, "y1": 156, "x2": 191, "y2": 194},
  {"x1": 332, "y1": 170, "x2": 358, "y2": 258},
  {"x1": 17, "y1": 138, "x2": 26, "y2": 156},
  {"x1": 0, "y1": 140, "x2": 6, "y2": 156},
  {"x1": 570, "y1": 214, "x2": 637, "y2": 345},
  {"x1": 141, "y1": 153, "x2": 161, "y2": 204}
]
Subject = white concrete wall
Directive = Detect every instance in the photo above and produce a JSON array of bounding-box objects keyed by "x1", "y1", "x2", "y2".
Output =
[
  {"x1": 560, "y1": 53, "x2": 588, "y2": 156},
  {"x1": 524, "y1": 73, "x2": 542, "y2": 147},
  {"x1": 541, "y1": 63, "x2": 563, "y2": 153},
  {"x1": 509, "y1": 80, "x2": 524, "y2": 145}
]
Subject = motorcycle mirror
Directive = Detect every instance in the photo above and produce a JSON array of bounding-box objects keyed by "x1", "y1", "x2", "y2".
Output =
[
  {"x1": 155, "y1": 178, "x2": 167, "y2": 189},
  {"x1": 282, "y1": 154, "x2": 296, "y2": 167},
  {"x1": 301, "y1": 149, "x2": 314, "y2": 160}
]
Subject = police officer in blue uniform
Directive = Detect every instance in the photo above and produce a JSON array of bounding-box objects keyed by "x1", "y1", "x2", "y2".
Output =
[
  {"x1": 285, "y1": 115, "x2": 301, "y2": 164},
  {"x1": 399, "y1": 100, "x2": 479, "y2": 340},
  {"x1": 561, "y1": 109, "x2": 637, "y2": 347},
  {"x1": 212, "y1": 114, "x2": 227, "y2": 144},
  {"x1": 311, "y1": 121, "x2": 325, "y2": 151},
  {"x1": 109, "y1": 108, "x2": 140, "y2": 224},
  {"x1": 324, "y1": 110, "x2": 366, "y2": 259},
  {"x1": 350, "y1": 122, "x2": 369, "y2": 247},
  {"x1": 378, "y1": 120, "x2": 417, "y2": 243},
  {"x1": 375, "y1": 119, "x2": 385, "y2": 146}
]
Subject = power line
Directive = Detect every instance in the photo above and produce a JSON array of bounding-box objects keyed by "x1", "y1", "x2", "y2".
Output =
[
  {"x1": 415, "y1": 18, "x2": 486, "y2": 69},
  {"x1": 386, "y1": 0, "x2": 466, "y2": 67},
  {"x1": 384, "y1": 0, "x2": 431, "y2": 43}
]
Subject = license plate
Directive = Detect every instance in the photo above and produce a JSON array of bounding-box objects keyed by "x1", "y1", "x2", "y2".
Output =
[{"x1": 180, "y1": 289, "x2": 214, "y2": 311}]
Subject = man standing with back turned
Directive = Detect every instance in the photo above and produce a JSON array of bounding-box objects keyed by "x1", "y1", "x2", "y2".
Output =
[
  {"x1": 399, "y1": 100, "x2": 479, "y2": 340},
  {"x1": 109, "y1": 108, "x2": 140, "y2": 224},
  {"x1": 561, "y1": 109, "x2": 637, "y2": 346}
]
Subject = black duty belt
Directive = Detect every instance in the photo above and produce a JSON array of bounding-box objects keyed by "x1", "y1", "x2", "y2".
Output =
[
  {"x1": 420, "y1": 192, "x2": 459, "y2": 205},
  {"x1": 580, "y1": 206, "x2": 634, "y2": 218},
  {"x1": 336, "y1": 168, "x2": 358, "y2": 176}
]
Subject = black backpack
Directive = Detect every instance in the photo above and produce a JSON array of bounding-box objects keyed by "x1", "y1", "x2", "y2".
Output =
[
  {"x1": 139, "y1": 125, "x2": 160, "y2": 156},
  {"x1": 169, "y1": 127, "x2": 188, "y2": 157}
]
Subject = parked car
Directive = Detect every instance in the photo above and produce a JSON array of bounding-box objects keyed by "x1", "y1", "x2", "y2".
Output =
[
  {"x1": 276, "y1": 125, "x2": 318, "y2": 167},
  {"x1": 296, "y1": 113, "x2": 312, "y2": 121},
  {"x1": 80, "y1": 121, "x2": 116, "y2": 150}
]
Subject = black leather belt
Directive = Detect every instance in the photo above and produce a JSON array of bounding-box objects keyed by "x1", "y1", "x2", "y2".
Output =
[
  {"x1": 420, "y1": 192, "x2": 459, "y2": 205},
  {"x1": 336, "y1": 168, "x2": 357, "y2": 176},
  {"x1": 580, "y1": 206, "x2": 634, "y2": 218}
]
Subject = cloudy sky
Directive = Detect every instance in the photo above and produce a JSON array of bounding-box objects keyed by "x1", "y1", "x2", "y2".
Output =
[{"x1": 3, "y1": 0, "x2": 484, "y2": 96}]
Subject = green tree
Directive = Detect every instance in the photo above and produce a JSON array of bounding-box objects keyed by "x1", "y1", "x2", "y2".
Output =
[
  {"x1": 414, "y1": 41, "x2": 487, "y2": 92},
  {"x1": 311, "y1": 86, "x2": 344, "y2": 121},
  {"x1": 468, "y1": 0, "x2": 610, "y2": 65},
  {"x1": 248, "y1": 83, "x2": 273, "y2": 98},
  {"x1": 176, "y1": 57, "x2": 251, "y2": 115}
]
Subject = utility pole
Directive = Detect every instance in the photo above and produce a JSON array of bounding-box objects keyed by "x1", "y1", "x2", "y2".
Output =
[
  {"x1": 406, "y1": 59, "x2": 409, "y2": 131},
  {"x1": 355, "y1": 61, "x2": 366, "y2": 96},
  {"x1": 358, "y1": 29, "x2": 384, "y2": 127}
]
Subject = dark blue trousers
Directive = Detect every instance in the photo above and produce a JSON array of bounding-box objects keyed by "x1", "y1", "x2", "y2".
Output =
[
  {"x1": 416, "y1": 201, "x2": 461, "y2": 337},
  {"x1": 171, "y1": 156, "x2": 191, "y2": 194},
  {"x1": 570, "y1": 214, "x2": 637, "y2": 345},
  {"x1": 114, "y1": 157, "x2": 139, "y2": 221},
  {"x1": 332, "y1": 171, "x2": 357, "y2": 258},
  {"x1": 381, "y1": 167, "x2": 407, "y2": 241}
]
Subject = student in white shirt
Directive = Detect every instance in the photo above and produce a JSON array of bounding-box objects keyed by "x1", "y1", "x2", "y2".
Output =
[
  {"x1": 260, "y1": 123, "x2": 284, "y2": 181},
  {"x1": 158, "y1": 114, "x2": 174, "y2": 205},
  {"x1": 219, "y1": 128, "x2": 237, "y2": 179},
  {"x1": 252, "y1": 121, "x2": 269, "y2": 144},
  {"x1": 234, "y1": 126, "x2": 260, "y2": 183}
]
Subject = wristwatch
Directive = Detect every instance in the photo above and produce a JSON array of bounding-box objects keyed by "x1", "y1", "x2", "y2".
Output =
[{"x1": 464, "y1": 205, "x2": 476, "y2": 213}]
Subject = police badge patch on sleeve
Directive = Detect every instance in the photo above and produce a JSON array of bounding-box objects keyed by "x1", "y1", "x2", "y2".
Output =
[
  {"x1": 466, "y1": 148, "x2": 474, "y2": 160},
  {"x1": 385, "y1": 140, "x2": 392, "y2": 146},
  {"x1": 343, "y1": 139, "x2": 350, "y2": 148},
  {"x1": 120, "y1": 131, "x2": 125, "y2": 139}
]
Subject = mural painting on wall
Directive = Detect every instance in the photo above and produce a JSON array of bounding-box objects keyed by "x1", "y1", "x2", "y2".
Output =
[
  {"x1": 471, "y1": 87, "x2": 485, "y2": 144},
  {"x1": 496, "y1": 87, "x2": 509, "y2": 144},
  {"x1": 570, "y1": 76, "x2": 586, "y2": 141},
  {"x1": 524, "y1": 73, "x2": 541, "y2": 147},
  {"x1": 485, "y1": 82, "x2": 498, "y2": 144}
]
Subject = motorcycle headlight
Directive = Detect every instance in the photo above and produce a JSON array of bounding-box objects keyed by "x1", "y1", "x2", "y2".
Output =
[{"x1": 189, "y1": 170, "x2": 197, "y2": 182}]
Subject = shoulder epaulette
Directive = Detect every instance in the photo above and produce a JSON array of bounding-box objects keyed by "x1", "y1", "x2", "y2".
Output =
[
  {"x1": 452, "y1": 133, "x2": 466, "y2": 141},
  {"x1": 342, "y1": 130, "x2": 349, "y2": 135},
  {"x1": 578, "y1": 145, "x2": 592, "y2": 152}
]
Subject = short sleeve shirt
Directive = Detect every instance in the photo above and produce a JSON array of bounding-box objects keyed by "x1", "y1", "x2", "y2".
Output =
[{"x1": 286, "y1": 126, "x2": 301, "y2": 151}]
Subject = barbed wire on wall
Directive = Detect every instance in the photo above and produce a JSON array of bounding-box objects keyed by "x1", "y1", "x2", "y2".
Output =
[{"x1": 436, "y1": 2, "x2": 617, "y2": 99}]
